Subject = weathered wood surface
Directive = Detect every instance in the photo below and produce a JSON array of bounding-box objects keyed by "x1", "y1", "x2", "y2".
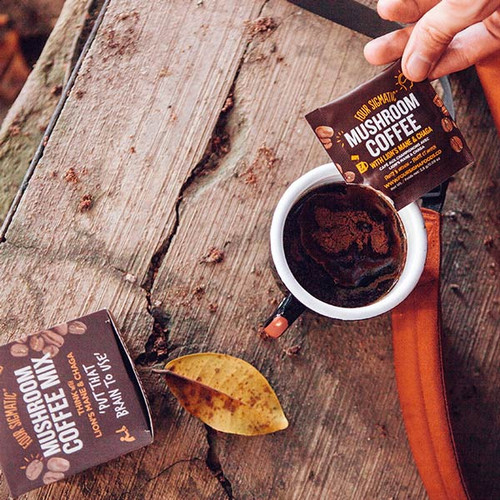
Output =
[
  {"x1": 0, "y1": 0, "x2": 498, "y2": 499},
  {"x1": 0, "y1": 0, "x2": 95, "y2": 223}
]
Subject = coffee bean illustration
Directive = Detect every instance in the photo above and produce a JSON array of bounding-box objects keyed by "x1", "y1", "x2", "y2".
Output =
[
  {"x1": 10, "y1": 343, "x2": 29, "y2": 357},
  {"x1": 41, "y1": 330, "x2": 65, "y2": 348},
  {"x1": 25, "y1": 459, "x2": 43, "y2": 481},
  {"x1": 47, "y1": 457, "x2": 70, "y2": 473},
  {"x1": 29, "y1": 335, "x2": 45, "y2": 352},
  {"x1": 345, "y1": 171, "x2": 356, "y2": 183},
  {"x1": 68, "y1": 321, "x2": 87, "y2": 335},
  {"x1": 323, "y1": 140, "x2": 333, "y2": 150},
  {"x1": 51, "y1": 323, "x2": 68, "y2": 336},
  {"x1": 335, "y1": 163, "x2": 343, "y2": 173},
  {"x1": 42, "y1": 345, "x2": 60, "y2": 358},
  {"x1": 441, "y1": 117, "x2": 453, "y2": 132},
  {"x1": 42, "y1": 471, "x2": 65, "y2": 485},
  {"x1": 315, "y1": 125, "x2": 334, "y2": 139},
  {"x1": 450, "y1": 136, "x2": 463, "y2": 152},
  {"x1": 433, "y1": 94, "x2": 443, "y2": 107},
  {"x1": 441, "y1": 105, "x2": 450, "y2": 117}
]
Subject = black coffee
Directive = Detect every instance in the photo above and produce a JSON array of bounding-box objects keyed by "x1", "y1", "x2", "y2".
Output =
[{"x1": 283, "y1": 183, "x2": 407, "y2": 308}]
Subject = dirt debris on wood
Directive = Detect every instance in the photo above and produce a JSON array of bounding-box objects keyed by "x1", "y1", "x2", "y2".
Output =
[
  {"x1": 50, "y1": 84, "x2": 62, "y2": 96},
  {"x1": 124, "y1": 273, "x2": 137, "y2": 283},
  {"x1": 268, "y1": 297, "x2": 279, "y2": 306},
  {"x1": 117, "y1": 10, "x2": 140, "y2": 22},
  {"x1": 64, "y1": 167, "x2": 80, "y2": 184},
  {"x1": 240, "y1": 145, "x2": 279, "y2": 186},
  {"x1": 257, "y1": 326, "x2": 270, "y2": 341},
  {"x1": 211, "y1": 131, "x2": 229, "y2": 156},
  {"x1": 246, "y1": 17, "x2": 277, "y2": 37},
  {"x1": 8, "y1": 123, "x2": 21, "y2": 137},
  {"x1": 488, "y1": 263, "x2": 496, "y2": 276},
  {"x1": 450, "y1": 283, "x2": 463, "y2": 297},
  {"x1": 284, "y1": 345, "x2": 301, "y2": 357},
  {"x1": 193, "y1": 285, "x2": 205, "y2": 299},
  {"x1": 242, "y1": 167, "x2": 257, "y2": 185},
  {"x1": 78, "y1": 193, "x2": 93, "y2": 212},
  {"x1": 103, "y1": 11, "x2": 140, "y2": 57},
  {"x1": 201, "y1": 247, "x2": 224, "y2": 264},
  {"x1": 483, "y1": 236, "x2": 494, "y2": 247},
  {"x1": 158, "y1": 67, "x2": 171, "y2": 78},
  {"x1": 221, "y1": 94, "x2": 233, "y2": 113},
  {"x1": 253, "y1": 145, "x2": 279, "y2": 169}
]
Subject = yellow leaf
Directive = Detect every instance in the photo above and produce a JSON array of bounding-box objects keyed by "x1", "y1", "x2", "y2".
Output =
[{"x1": 154, "y1": 353, "x2": 288, "y2": 436}]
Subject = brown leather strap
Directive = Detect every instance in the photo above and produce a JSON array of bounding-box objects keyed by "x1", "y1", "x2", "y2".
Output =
[
  {"x1": 391, "y1": 208, "x2": 470, "y2": 500},
  {"x1": 476, "y1": 52, "x2": 500, "y2": 135}
]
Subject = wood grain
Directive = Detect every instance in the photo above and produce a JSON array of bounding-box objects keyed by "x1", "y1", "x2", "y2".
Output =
[
  {"x1": 440, "y1": 68, "x2": 500, "y2": 500},
  {"x1": 0, "y1": 0, "x2": 94, "y2": 224},
  {"x1": 0, "y1": 0, "x2": 264, "y2": 498},
  {"x1": 149, "y1": 1, "x2": 499, "y2": 499},
  {"x1": 0, "y1": 0, "x2": 498, "y2": 499},
  {"x1": 150, "y1": 1, "x2": 425, "y2": 498}
]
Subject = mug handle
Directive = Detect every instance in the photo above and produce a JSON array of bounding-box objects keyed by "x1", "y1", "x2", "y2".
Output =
[{"x1": 262, "y1": 293, "x2": 306, "y2": 338}]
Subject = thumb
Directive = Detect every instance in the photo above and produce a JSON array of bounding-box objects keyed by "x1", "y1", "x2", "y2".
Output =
[{"x1": 402, "y1": 0, "x2": 500, "y2": 80}]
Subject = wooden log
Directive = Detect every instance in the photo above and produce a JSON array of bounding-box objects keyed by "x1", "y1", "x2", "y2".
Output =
[{"x1": 0, "y1": 0, "x2": 94, "y2": 224}]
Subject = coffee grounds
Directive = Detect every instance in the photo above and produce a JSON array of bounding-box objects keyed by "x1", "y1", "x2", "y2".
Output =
[
  {"x1": 312, "y1": 208, "x2": 389, "y2": 255},
  {"x1": 283, "y1": 183, "x2": 406, "y2": 308}
]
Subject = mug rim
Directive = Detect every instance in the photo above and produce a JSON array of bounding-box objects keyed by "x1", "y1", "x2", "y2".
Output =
[{"x1": 270, "y1": 163, "x2": 427, "y2": 320}]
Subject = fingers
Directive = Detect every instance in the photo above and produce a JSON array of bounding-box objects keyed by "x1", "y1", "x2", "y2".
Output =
[
  {"x1": 427, "y1": 13, "x2": 500, "y2": 79},
  {"x1": 402, "y1": 0, "x2": 500, "y2": 80},
  {"x1": 364, "y1": 10, "x2": 500, "y2": 81},
  {"x1": 364, "y1": 26, "x2": 413, "y2": 65},
  {"x1": 377, "y1": 0, "x2": 439, "y2": 24}
]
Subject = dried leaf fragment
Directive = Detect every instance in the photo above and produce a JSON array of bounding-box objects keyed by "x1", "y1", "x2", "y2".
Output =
[{"x1": 155, "y1": 353, "x2": 288, "y2": 435}]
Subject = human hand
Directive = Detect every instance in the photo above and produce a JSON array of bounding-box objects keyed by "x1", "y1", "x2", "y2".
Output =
[{"x1": 364, "y1": 0, "x2": 500, "y2": 81}]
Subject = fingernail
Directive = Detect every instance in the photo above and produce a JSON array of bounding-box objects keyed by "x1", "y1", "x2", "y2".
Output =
[
  {"x1": 405, "y1": 53, "x2": 431, "y2": 81},
  {"x1": 377, "y1": 0, "x2": 396, "y2": 21}
]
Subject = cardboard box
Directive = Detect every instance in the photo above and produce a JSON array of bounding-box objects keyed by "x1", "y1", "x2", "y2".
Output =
[{"x1": 0, "y1": 309, "x2": 153, "y2": 496}]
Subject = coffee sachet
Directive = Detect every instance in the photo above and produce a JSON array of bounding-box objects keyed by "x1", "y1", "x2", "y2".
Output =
[{"x1": 306, "y1": 61, "x2": 474, "y2": 210}]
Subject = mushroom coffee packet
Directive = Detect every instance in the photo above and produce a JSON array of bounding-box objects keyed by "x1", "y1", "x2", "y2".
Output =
[{"x1": 306, "y1": 61, "x2": 474, "y2": 210}]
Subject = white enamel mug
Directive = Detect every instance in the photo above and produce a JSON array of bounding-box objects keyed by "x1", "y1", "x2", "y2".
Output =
[{"x1": 264, "y1": 163, "x2": 427, "y2": 337}]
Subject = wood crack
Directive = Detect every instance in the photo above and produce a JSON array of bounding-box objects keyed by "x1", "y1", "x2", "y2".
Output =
[
  {"x1": 137, "y1": 0, "x2": 271, "y2": 365},
  {"x1": 70, "y1": 0, "x2": 108, "y2": 71},
  {"x1": 205, "y1": 425, "x2": 233, "y2": 499},
  {"x1": 146, "y1": 457, "x2": 205, "y2": 482},
  {"x1": 136, "y1": 3, "x2": 272, "y2": 491},
  {"x1": 116, "y1": 457, "x2": 206, "y2": 499},
  {"x1": 135, "y1": 95, "x2": 234, "y2": 365}
]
